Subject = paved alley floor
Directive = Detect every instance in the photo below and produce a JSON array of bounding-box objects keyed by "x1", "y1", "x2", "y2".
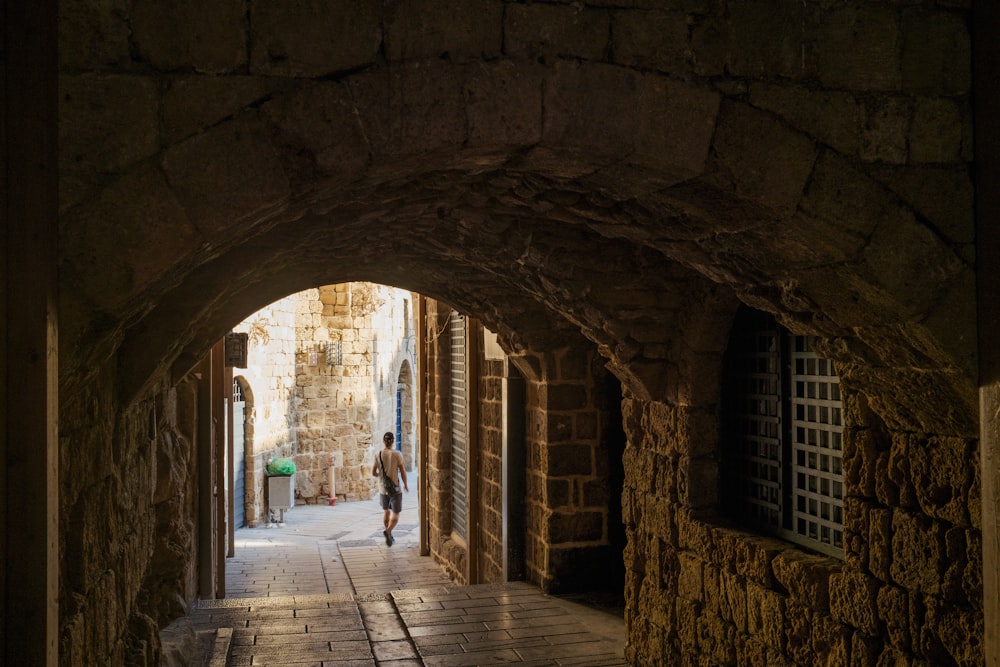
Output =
[{"x1": 188, "y1": 495, "x2": 629, "y2": 666}]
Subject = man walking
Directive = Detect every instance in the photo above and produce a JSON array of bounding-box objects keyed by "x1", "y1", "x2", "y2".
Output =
[{"x1": 372, "y1": 432, "x2": 408, "y2": 546}]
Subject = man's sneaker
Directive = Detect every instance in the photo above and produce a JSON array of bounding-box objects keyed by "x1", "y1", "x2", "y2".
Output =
[
  {"x1": 387, "y1": 532, "x2": 394, "y2": 546},
  {"x1": 384, "y1": 529, "x2": 391, "y2": 546}
]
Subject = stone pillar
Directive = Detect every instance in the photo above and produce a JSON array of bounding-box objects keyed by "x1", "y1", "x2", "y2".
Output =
[
  {"x1": 2, "y1": 0, "x2": 59, "y2": 663},
  {"x1": 974, "y1": 1, "x2": 1000, "y2": 662}
]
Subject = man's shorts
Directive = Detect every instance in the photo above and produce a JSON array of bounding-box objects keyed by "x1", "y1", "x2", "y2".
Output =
[{"x1": 380, "y1": 493, "x2": 402, "y2": 513}]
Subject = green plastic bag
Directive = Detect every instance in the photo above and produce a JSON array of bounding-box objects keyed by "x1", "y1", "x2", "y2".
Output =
[{"x1": 267, "y1": 457, "x2": 296, "y2": 476}]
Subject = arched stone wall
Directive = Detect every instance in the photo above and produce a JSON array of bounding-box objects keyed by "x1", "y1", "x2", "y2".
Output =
[{"x1": 54, "y1": 2, "x2": 979, "y2": 665}]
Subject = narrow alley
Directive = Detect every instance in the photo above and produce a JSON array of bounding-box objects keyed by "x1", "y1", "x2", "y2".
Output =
[{"x1": 186, "y1": 495, "x2": 627, "y2": 666}]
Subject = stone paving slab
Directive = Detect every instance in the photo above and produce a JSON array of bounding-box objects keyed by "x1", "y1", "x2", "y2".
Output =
[{"x1": 189, "y1": 500, "x2": 627, "y2": 666}]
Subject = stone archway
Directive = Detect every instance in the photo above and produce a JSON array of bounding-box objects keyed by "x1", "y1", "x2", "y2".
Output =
[{"x1": 51, "y1": 3, "x2": 981, "y2": 665}]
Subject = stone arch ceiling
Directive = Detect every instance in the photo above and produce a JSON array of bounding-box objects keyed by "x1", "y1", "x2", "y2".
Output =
[{"x1": 57, "y1": 4, "x2": 975, "y2": 431}]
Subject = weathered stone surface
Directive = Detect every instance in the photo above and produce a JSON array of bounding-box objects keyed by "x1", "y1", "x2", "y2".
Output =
[
  {"x1": 161, "y1": 115, "x2": 291, "y2": 241},
  {"x1": 506, "y1": 3, "x2": 608, "y2": 62},
  {"x1": 50, "y1": 2, "x2": 982, "y2": 666},
  {"x1": 901, "y1": 9, "x2": 971, "y2": 95},
  {"x1": 919, "y1": 597, "x2": 984, "y2": 666},
  {"x1": 59, "y1": 74, "x2": 160, "y2": 174},
  {"x1": 908, "y1": 436, "x2": 974, "y2": 526},
  {"x1": 829, "y1": 570, "x2": 881, "y2": 636},
  {"x1": 465, "y1": 60, "x2": 544, "y2": 147},
  {"x1": 59, "y1": 0, "x2": 132, "y2": 69},
  {"x1": 890, "y1": 509, "x2": 946, "y2": 596},
  {"x1": 746, "y1": 582, "x2": 785, "y2": 651},
  {"x1": 544, "y1": 61, "x2": 641, "y2": 159},
  {"x1": 772, "y1": 550, "x2": 839, "y2": 611},
  {"x1": 132, "y1": 0, "x2": 247, "y2": 73},
  {"x1": 250, "y1": 1, "x2": 380, "y2": 77},
  {"x1": 813, "y1": 4, "x2": 901, "y2": 91},
  {"x1": 910, "y1": 98, "x2": 967, "y2": 165},
  {"x1": 708, "y1": 101, "x2": 817, "y2": 217},
  {"x1": 612, "y1": 10, "x2": 687, "y2": 74},
  {"x1": 635, "y1": 75, "x2": 720, "y2": 182},
  {"x1": 61, "y1": 165, "x2": 201, "y2": 312},
  {"x1": 163, "y1": 76, "x2": 283, "y2": 144},
  {"x1": 262, "y1": 82, "x2": 371, "y2": 178},
  {"x1": 385, "y1": 0, "x2": 504, "y2": 62},
  {"x1": 860, "y1": 96, "x2": 911, "y2": 164},
  {"x1": 749, "y1": 84, "x2": 864, "y2": 158}
]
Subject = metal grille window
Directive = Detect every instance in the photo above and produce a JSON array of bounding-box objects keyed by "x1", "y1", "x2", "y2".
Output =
[
  {"x1": 722, "y1": 308, "x2": 844, "y2": 557},
  {"x1": 450, "y1": 311, "x2": 468, "y2": 541}
]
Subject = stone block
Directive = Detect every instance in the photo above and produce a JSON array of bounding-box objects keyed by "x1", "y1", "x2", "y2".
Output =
[
  {"x1": 784, "y1": 600, "x2": 814, "y2": 665},
  {"x1": 261, "y1": 82, "x2": 371, "y2": 178},
  {"x1": 876, "y1": 585, "x2": 911, "y2": 652},
  {"x1": 60, "y1": 73, "x2": 160, "y2": 175},
  {"x1": 868, "y1": 507, "x2": 893, "y2": 581},
  {"x1": 850, "y1": 631, "x2": 881, "y2": 666},
  {"x1": 909, "y1": 98, "x2": 965, "y2": 165},
  {"x1": 678, "y1": 455, "x2": 718, "y2": 509},
  {"x1": 860, "y1": 96, "x2": 911, "y2": 164},
  {"x1": 810, "y1": 613, "x2": 851, "y2": 665},
  {"x1": 749, "y1": 83, "x2": 863, "y2": 158},
  {"x1": 675, "y1": 596, "x2": 701, "y2": 651},
  {"x1": 908, "y1": 435, "x2": 973, "y2": 526},
  {"x1": 829, "y1": 570, "x2": 880, "y2": 636},
  {"x1": 721, "y1": 0, "x2": 809, "y2": 81},
  {"x1": 162, "y1": 115, "x2": 291, "y2": 241},
  {"x1": 708, "y1": 100, "x2": 817, "y2": 217},
  {"x1": 798, "y1": 153, "x2": 888, "y2": 260},
  {"x1": 543, "y1": 61, "x2": 641, "y2": 159},
  {"x1": 676, "y1": 407, "x2": 717, "y2": 458},
  {"x1": 544, "y1": 383, "x2": 588, "y2": 411},
  {"x1": 697, "y1": 611, "x2": 738, "y2": 665},
  {"x1": 132, "y1": 0, "x2": 246, "y2": 72},
  {"x1": 901, "y1": 10, "x2": 971, "y2": 95},
  {"x1": 60, "y1": 0, "x2": 132, "y2": 69},
  {"x1": 719, "y1": 569, "x2": 749, "y2": 632},
  {"x1": 547, "y1": 443, "x2": 594, "y2": 476},
  {"x1": 63, "y1": 165, "x2": 201, "y2": 312},
  {"x1": 249, "y1": 1, "x2": 380, "y2": 77},
  {"x1": 613, "y1": 10, "x2": 688, "y2": 74},
  {"x1": 889, "y1": 509, "x2": 945, "y2": 596},
  {"x1": 506, "y1": 3, "x2": 608, "y2": 61},
  {"x1": 545, "y1": 478, "x2": 571, "y2": 509},
  {"x1": 771, "y1": 550, "x2": 839, "y2": 611},
  {"x1": 734, "y1": 635, "x2": 770, "y2": 667},
  {"x1": 547, "y1": 509, "x2": 604, "y2": 543},
  {"x1": 677, "y1": 552, "x2": 704, "y2": 601},
  {"x1": 384, "y1": 0, "x2": 503, "y2": 62},
  {"x1": 163, "y1": 76, "x2": 281, "y2": 144},
  {"x1": 746, "y1": 581, "x2": 786, "y2": 652},
  {"x1": 813, "y1": 4, "x2": 901, "y2": 91},
  {"x1": 919, "y1": 597, "x2": 984, "y2": 667}
]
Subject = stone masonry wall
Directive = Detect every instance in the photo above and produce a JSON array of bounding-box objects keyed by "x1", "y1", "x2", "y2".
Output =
[
  {"x1": 232, "y1": 293, "x2": 299, "y2": 525},
  {"x1": 233, "y1": 283, "x2": 415, "y2": 514},
  {"x1": 478, "y1": 357, "x2": 505, "y2": 583},
  {"x1": 620, "y1": 320, "x2": 983, "y2": 667},
  {"x1": 51, "y1": 1, "x2": 980, "y2": 665},
  {"x1": 519, "y1": 347, "x2": 616, "y2": 594}
]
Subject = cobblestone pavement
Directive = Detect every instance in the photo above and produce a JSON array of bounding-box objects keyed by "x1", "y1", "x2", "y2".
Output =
[{"x1": 189, "y1": 492, "x2": 628, "y2": 666}]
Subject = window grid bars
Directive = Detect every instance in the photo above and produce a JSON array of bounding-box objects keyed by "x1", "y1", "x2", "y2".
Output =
[{"x1": 789, "y1": 337, "x2": 844, "y2": 551}]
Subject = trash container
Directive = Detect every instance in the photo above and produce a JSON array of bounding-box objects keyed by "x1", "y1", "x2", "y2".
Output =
[{"x1": 268, "y1": 475, "x2": 295, "y2": 511}]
